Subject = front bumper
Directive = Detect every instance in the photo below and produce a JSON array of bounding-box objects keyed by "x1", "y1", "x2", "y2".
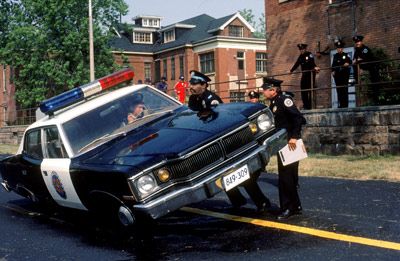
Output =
[{"x1": 133, "y1": 129, "x2": 287, "y2": 219}]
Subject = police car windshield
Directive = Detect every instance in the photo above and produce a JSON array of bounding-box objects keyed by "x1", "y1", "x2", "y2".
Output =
[{"x1": 62, "y1": 87, "x2": 180, "y2": 155}]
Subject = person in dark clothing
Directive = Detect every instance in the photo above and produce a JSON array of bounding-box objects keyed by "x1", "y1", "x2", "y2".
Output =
[
  {"x1": 156, "y1": 77, "x2": 168, "y2": 93},
  {"x1": 188, "y1": 70, "x2": 271, "y2": 212},
  {"x1": 352, "y1": 35, "x2": 380, "y2": 105},
  {"x1": 331, "y1": 40, "x2": 352, "y2": 108},
  {"x1": 262, "y1": 77, "x2": 306, "y2": 220},
  {"x1": 290, "y1": 44, "x2": 320, "y2": 110}
]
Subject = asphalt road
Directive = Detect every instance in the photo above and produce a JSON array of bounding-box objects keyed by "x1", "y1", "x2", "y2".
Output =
[{"x1": 0, "y1": 172, "x2": 400, "y2": 260}]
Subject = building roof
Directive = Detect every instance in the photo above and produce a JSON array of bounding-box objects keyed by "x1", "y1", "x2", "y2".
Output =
[{"x1": 111, "y1": 13, "x2": 259, "y2": 54}]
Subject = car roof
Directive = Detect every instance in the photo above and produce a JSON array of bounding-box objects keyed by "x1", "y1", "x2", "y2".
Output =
[{"x1": 27, "y1": 84, "x2": 158, "y2": 130}]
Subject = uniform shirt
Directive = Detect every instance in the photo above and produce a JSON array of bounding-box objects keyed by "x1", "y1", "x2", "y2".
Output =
[
  {"x1": 332, "y1": 52, "x2": 352, "y2": 73},
  {"x1": 353, "y1": 45, "x2": 374, "y2": 70},
  {"x1": 188, "y1": 89, "x2": 223, "y2": 111},
  {"x1": 290, "y1": 51, "x2": 317, "y2": 73},
  {"x1": 269, "y1": 93, "x2": 306, "y2": 139}
]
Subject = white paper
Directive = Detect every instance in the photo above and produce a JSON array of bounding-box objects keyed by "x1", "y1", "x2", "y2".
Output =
[{"x1": 278, "y1": 139, "x2": 308, "y2": 166}]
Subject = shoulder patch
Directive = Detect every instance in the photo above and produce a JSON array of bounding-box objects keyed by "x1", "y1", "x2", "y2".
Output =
[
  {"x1": 284, "y1": 98, "x2": 294, "y2": 107},
  {"x1": 363, "y1": 48, "x2": 368, "y2": 54}
]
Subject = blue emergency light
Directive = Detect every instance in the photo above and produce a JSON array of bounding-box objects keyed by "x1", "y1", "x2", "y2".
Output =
[{"x1": 39, "y1": 69, "x2": 134, "y2": 115}]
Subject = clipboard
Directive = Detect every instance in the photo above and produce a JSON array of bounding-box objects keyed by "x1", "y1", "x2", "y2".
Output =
[{"x1": 278, "y1": 139, "x2": 308, "y2": 166}]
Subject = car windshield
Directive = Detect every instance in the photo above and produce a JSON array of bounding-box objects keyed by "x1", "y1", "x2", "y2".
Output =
[{"x1": 62, "y1": 86, "x2": 180, "y2": 155}]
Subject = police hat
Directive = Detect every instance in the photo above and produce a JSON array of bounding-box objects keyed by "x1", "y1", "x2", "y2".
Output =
[
  {"x1": 248, "y1": 91, "x2": 260, "y2": 99},
  {"x1": 261, "y1": 77, "x2": 283, "y2": 90},
  {"x1": 297, "y1": 43, "x2": 308, "y2": 50},
  {"x1": 352, "y1": 35, "x2": 364, "y2": 43},
  {"x1": 189, "y1": 70, "x2": 211, "y2": 84},
  {"x1": 179, "y1": 75, "x2": 184, "y2": 80},
  {"x1": 334, "y1": 40, "x2": 345, "y2": 48},
  {"x1": 161, "y1": 76, "x2": 167, "y2": 81}
]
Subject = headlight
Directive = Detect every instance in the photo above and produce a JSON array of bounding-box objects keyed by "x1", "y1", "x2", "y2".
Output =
[
  {"x1": 257, "y1": 113, "x2": 273, "y2": 131},
  {"x1": 136, "y1": 174, "x2": 157, "y2": 196},
  {"x1": 156, "y1": 168, "x2": 171, "y2": 182}
]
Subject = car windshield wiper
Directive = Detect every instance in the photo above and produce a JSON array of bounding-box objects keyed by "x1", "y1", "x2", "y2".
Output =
[{"x1": 78, "y1": 131, "x2": 126, "y2": 153}]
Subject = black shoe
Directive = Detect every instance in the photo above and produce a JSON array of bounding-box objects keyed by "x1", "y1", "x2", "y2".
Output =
[{"x1": 277, "y1": 209, "x2": 302, "y2": 220}]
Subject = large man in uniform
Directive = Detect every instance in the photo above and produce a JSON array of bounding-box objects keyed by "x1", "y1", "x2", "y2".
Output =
[
  {"x1": 263, "y1": 77, "x2": 306, "y2": 220},
  {"x1": 188, "y1": 70, "x2": 272, "y2": 212},
  {"x1": 290, "y1": 44, "x2": 320, "y2": 110},
  {"x1": 331, "y1": 40, "x2": 352, "y2": 108}
]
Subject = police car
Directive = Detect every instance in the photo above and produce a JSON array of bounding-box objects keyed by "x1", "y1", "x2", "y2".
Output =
[{"x1": 0, "y1": 69, "x2": 287, "y2": 226}]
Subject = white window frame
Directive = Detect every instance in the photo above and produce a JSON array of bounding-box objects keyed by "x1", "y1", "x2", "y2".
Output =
[
  {"x1": 164, "y1": 29, "x2": 175, "y2": 43},
  {"x1": 256, "y1": 52, "x2": 267, "y2": 73},
  {"x1": 133, "y1": 32, "x2": 153, "y2": 44}
]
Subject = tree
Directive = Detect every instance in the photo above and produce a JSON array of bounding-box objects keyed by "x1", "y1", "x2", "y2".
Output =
[
  {"x1": 240, "y1": 9, "x2": 266, "y2": 39},
  {"x1": 0, "y1": 0, "x2": 128, "y2": 108}
]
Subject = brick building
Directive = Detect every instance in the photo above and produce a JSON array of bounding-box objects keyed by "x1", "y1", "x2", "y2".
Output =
[
  {"x1": 111, "y1": 13, "x2": 268, "y2": 102},
  {"x1": 0, "y1": 12, "x2": 268, "y2": 127},
  {"x1": 265, "y1": 0, "x2": 400, "y2": 109}
]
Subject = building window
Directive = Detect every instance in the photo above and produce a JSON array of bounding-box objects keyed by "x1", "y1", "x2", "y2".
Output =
[
  {"x1": 228, "y1": 25, "x2": 244, "y2": 37},
  {"x1": 163, "y1": 59, "x2": 167, "y2": 79},
  {"x1": 170, "y1": 57, "x2": 175, "y2": 80},
  {"x1": 144, "y1": 63, "x2": 151, "y2": 81},
  {"x1": 256, "y1": 52, "x2": 267, "y2": 73},
  {"x1": 179, "y1": 56, "x2": 184, "y2": 78},
  {"x1": 230, "y1": 91, "x2": 245, "y2": 102},
  {"x1": 133, "y1": 32, "x2": 152, "y2": 44},
  {"x1": 164, "y1": 30, "x2": 175, "y2": 43},
  {"x1": 200, "y1": 52, "x2": 215, "y2": 74},
  {"x1": 237, "y1": 51, "x2": 245, "y2": 70}
]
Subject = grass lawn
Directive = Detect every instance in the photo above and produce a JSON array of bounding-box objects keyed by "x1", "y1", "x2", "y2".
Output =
[{"x1": 1, "y1": 144, "x2": 399, "y2": 182}]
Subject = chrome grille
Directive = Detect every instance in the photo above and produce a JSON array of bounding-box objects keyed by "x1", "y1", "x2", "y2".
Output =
[
  {"x1": 167, "y1": 143, "x2": 223, "y2": 180},
  {"x1": 221, "y1": 127, "x2": 254, "y2": 155}
]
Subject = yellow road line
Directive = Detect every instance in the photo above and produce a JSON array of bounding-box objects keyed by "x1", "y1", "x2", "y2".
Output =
[{"x1": 181, "y1": 207, "x2": 400, "y2": 251}]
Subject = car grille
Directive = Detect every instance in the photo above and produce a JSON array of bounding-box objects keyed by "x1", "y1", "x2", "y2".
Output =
[
  {"x1": 221, "y1": 127, "x2": 254, "y2": 156},
  {"x1": 156, "y1": 126, "x2": 255, "y2": 181}
]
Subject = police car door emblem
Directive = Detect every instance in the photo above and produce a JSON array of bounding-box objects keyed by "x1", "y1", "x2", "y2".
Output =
[
  {"x1": 51, "y1": 171, "x2": 67, "y2": 199},
  {"x1": 284, "y1": 98, "x2": 294, "y2": 107}
]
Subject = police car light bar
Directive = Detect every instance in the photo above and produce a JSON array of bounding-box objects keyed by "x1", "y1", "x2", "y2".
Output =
[{"x1": 39, "y1": 68, "x2": 134, "y2": 115}]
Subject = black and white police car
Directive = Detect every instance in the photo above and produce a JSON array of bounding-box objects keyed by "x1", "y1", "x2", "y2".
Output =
[{"x1": 0, "y1": 69, "x2": 287, "y2": 226}]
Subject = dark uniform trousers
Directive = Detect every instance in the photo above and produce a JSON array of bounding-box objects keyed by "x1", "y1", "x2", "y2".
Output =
[
  {"x1": 300, "y1": 71, "x2": 316, "y2": 110},
  {"x1": 334, "y1": 71, "x2": 350, "y2": 108},
  {"x1": 226, "y1": 170, "x2": 270, "y2": 209},
  {"x1": 277, "y1": 154, "x2": 301, "y2": 211}
]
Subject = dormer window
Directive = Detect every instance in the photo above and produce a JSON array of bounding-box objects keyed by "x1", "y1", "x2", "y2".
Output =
[
  {"x1": 164, "y1": 29, "x2": 175, "y2": 43},
  {"x1": 133, "y1": 32, "x2": 152, "y2": 44},
  {"x1": 228, "y1": 25, "x2": 244, "y2": 37}
]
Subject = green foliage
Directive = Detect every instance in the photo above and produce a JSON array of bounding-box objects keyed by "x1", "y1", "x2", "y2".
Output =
[
  {"x1": 0, "y1": 0, "x2": 128, "y2": 108},
  {"x1": 239, "y1": 9, "x2": 266, "y2": 39},
  {"x1": 371, "y1": 47, "x2": 400, "y2": 105}
]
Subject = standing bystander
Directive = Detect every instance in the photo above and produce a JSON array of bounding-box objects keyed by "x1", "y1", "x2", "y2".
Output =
[
  {"x1": 156, "y1": 77, "x2": 168, "y2": 93},
  {"x1": 331, "y1": 40, "x2": 352, "y2": 108},
  {"x1": 290, "y1": 44, "x2": 320, "y2": 110},
  {"x1": 174, "y1": 75, "x2": 188, "y2": 103}
]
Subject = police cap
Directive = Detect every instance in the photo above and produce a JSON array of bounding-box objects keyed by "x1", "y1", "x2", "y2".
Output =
[
  {"x1": 334, "y1": 40, "x2": 345, "y2": 48},
  {"x1": 261, "y1": 77, "x2": 283, "y2": 90},
  {"x1": 248, "y1": 91, "x2": 260, "y2": 99},
  {"x1": 297, "y1": 43, "x2": 308, "y2": 50},
  {"x1": 189, "y1": 70, "x2": 211, "y2": 84},
  {"x1": 352, "y1": 35, "x2": 364, "y2": 43},
  {"x1": 179, "y1": 75, "x2": 184, "y2": 80}
]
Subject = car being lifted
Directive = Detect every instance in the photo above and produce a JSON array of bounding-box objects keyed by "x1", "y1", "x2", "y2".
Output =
[{"x1": 0, "y1": 69, "x2": 287, "y2": 226}]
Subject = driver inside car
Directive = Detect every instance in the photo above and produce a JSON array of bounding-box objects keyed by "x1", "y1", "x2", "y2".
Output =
[{"x1": 127, "y1": 100, "x2": 146, "y2": 124}]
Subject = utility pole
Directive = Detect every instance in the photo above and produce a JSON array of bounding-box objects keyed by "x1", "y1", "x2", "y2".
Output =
[{"x1": 89, "y1": 0, "x2": 95, "y2": 81}]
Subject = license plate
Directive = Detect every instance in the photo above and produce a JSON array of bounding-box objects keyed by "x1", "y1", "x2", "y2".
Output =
[{"x1": 223, "y1": 164, "x2": 250, "y2": 191}]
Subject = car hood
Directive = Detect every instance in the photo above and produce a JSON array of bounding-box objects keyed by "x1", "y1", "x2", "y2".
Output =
[{"x1": 78, "y1": 102, "x2": 265, "y2": 169}]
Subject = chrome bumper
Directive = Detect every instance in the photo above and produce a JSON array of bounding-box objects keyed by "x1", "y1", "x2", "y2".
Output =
[{"x1": 133, "y1": 129, "x2": 287, "y2": 219}]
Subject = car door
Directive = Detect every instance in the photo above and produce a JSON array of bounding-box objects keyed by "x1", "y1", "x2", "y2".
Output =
[{"x1": 40, "y1": 126, "x2": 87, "y2": 210}]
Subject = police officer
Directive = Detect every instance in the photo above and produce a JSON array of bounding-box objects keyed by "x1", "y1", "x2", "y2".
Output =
[
  {"x1": 188, "y1": 70, "x2": 222, "y2": 111},
  {"x1": 262, "y1": 77, "x2": 306, "y2": 220},
  {"x1": 331, "y1": 40, "x2": 352, "y2": 108},
  {"x1": 290, "y1": 44, "x2": 320, "y2": 110},
  {"x1": 188, "y1": 70, "x2": 271, "y2": 212},
  {"x1": 248, "y1": 91, "x2": 260, "y2": 103},
  {"x1": 352, "y1": 35, "x2": 380, "y2": 105}
]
